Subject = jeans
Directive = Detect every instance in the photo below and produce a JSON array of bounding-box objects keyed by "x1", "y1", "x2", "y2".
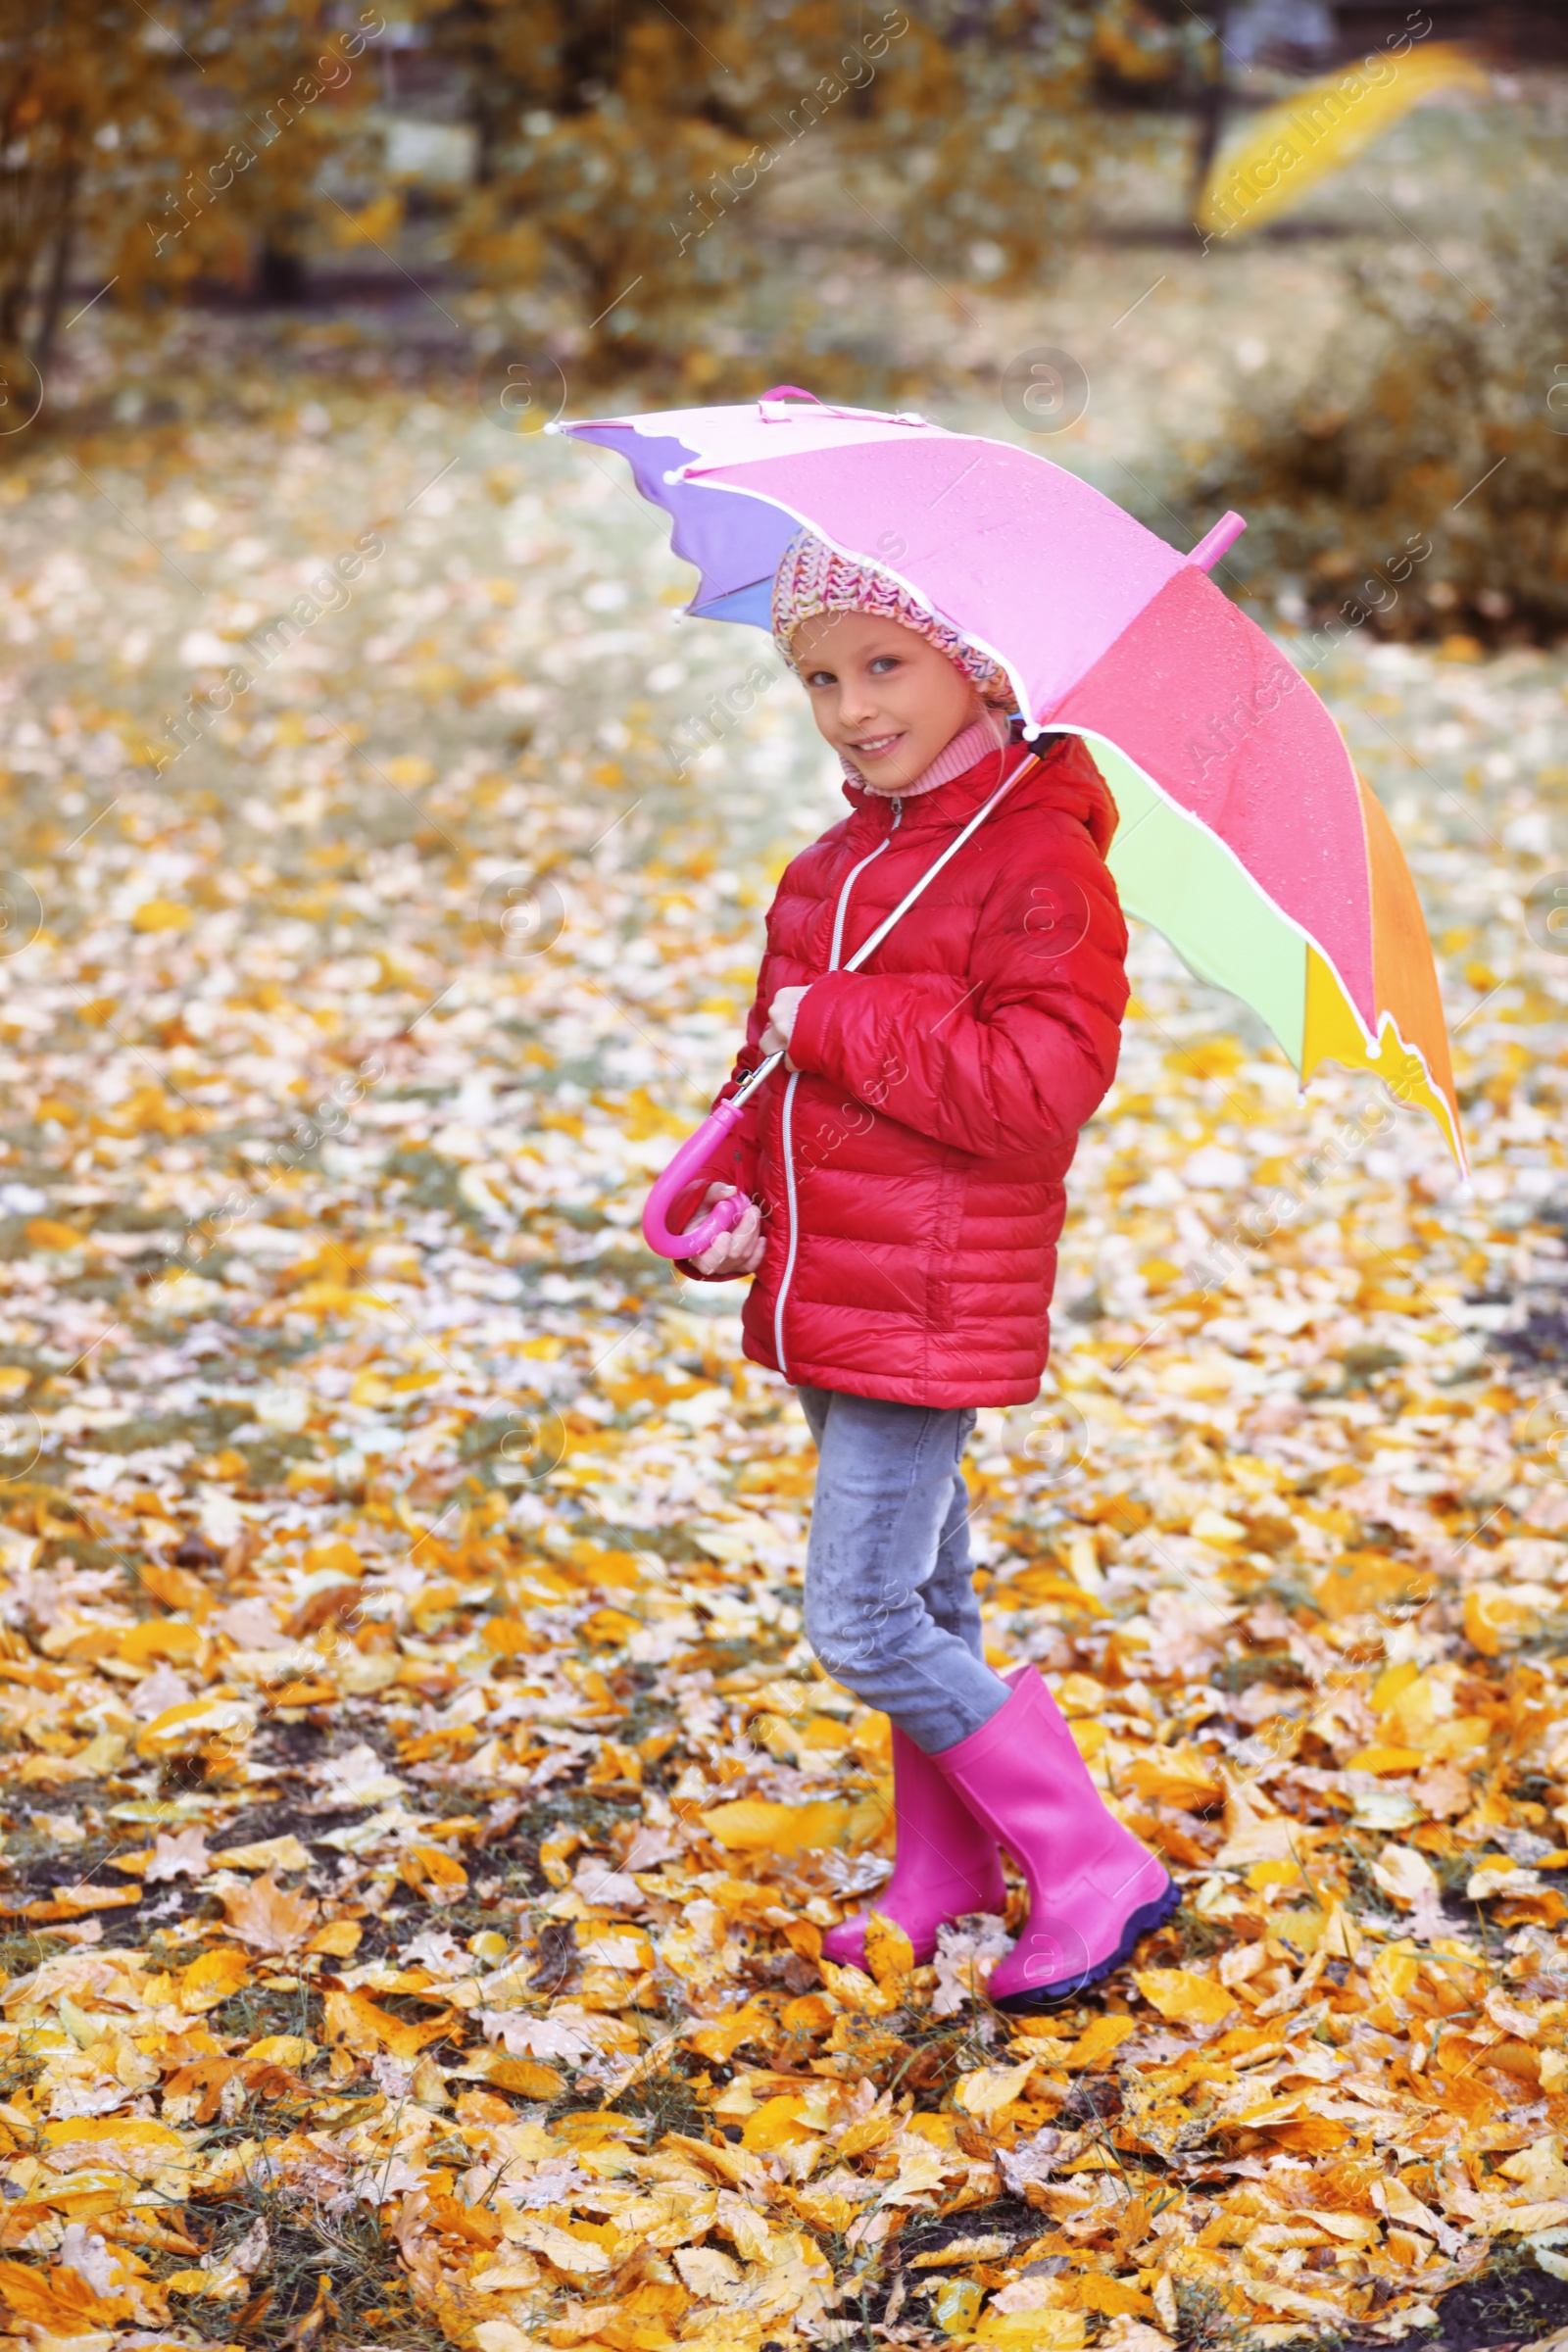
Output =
[{"x1": 797, "y1": 1384, "x2": 1011, "y2": 1755}]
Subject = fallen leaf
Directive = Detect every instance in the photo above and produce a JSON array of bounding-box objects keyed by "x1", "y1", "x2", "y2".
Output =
[
  {"x1": 220, "y1": 1872, "x2": 318, "y2": 1953},
  {"x1": 1132, "y1": 1969, "x2": 1235, "y2": 2026},
  {"x1": 145, "y1": 1825, "x2": 211, "y2": 1884}
]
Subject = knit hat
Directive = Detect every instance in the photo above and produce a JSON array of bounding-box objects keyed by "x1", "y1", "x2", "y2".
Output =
[{"x1": 770, "y1": 530, "x2": 1011, "y2": 705}]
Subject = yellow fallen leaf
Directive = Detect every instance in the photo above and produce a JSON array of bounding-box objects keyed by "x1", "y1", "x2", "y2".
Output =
[
  {"x1": 212, "y1": 1835, "x2": 312, "y2": 1874},
  {"x1": 514, "y1": 2220, "x2": 611, "y2": 2277},
  {"x1": 131, "y1": 898, "x2": 191, "y2": 932},
  {"x1": 1213, "y1": 1790, "x2": 1321, "y2": 1869},
  {"x1": 0, "y1": 2260, "x2": 124, "y2": 2330},
  {"x1": 471, "y1": 2255, "x2": 543, "y2": 2292},
  {"x1": 699, "y1": 1796, "x2": 856, "y2": 1854},
  {"x1": 956, "y1": 2057, "x2": 1037, "y2": 2119},
  {"x1": 472, "y1": 2053, "x2": 566, "y2": 2099},
  {"x1": 686, "y1": 1999, "x2": 776, "y2": 2062},
  {"x1": 1122, "y1": 1748, "x2": 1223, "y2": 1809},
  {"x1": 1075, "y1": 2278, "x2": 1157, "y2": 2317},
  {"x1": 401, "y1": 1843, "x2": 468, "y2": 1899},
  {"x1": 177, "y1": 1945, "x2": 250, "y2": 2012},
  {"x1": 39, "y1": 2115, "x2": 187, "y2": 2177},
  {"x1": 220, "y1": 1872, "x2": 318, "y2": 1954},
  {"x1": 1132, "y1": 1968, "x2": 1235, "y2": 2026},
  {"x1": 1065, "y1": 2014, "x2": 1140, "y2": 2070},
  {"x1": 1248, "y1": 1859, "x2": 1308, "y2": 1891},
  {"x1": 1343, "y1": 1743, "x2": 1428, "y2": 1775},
  {"x1": 120, "y1": 1618, "x2": 204, "y2": 1664},
  {"x1": 322, "y1": 1986, "x2": 455, "y2": 2062},
  {"x1": 909, "y1": 2233, "x2": 1014, "y2": 2270},
  {"x1": 972, "y1": 2314, "x2": 1087, "y2": 2348},
  {"x1": 862, "y1": 1910, "x2": 915, "y2": 1989},
  {"x1": 135, "y1": 1695, "x2": 256, "y2": 1761},
  {"x1": 296, "y1": 1536, "x2": 368, "y2": 1587},
  {"x1": 1465, "y1": 1581, "x2": 1546, "y2": 1657},
  {"x1": 307, "y1": 1918, "x2": 363, "y2": 1958},
  {"x1": 24, "y1": 1217, "x2": 83, "y2": 1251},
  {"x1": 740, "y1": 2095, "x2": 823, "y2": 2154},
  {"x1": 246, "y1": 2034, "x2": 318, "y2": 2067},
  {"x1": 1499, "y1": 2137, "x2": 1568, "y2": 2199},
  {"x1": 1189, "y1": 1505, "x2": 1248, "y2": 1546},
  {"x1": 1373, "y1": 1847, "x2": 1441, "y2": 1909}
]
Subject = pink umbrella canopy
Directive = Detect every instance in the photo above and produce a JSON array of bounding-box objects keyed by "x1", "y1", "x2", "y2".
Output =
[{"x1": 554, "y1": 390, "x2": 1462, "y2": 1167}]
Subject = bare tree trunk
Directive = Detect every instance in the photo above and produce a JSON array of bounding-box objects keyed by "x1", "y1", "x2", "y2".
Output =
[
  {"x1": 30, "y1": 166, "x2": 77, "y2": 376},
  {"x1": 1191, "y1": 0, "x2": 1232, "y2": 209}
]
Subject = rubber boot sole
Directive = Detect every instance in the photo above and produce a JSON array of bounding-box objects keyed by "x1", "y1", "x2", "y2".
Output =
[{"x1": 991, "y1": 1875, "x2": 1180, "y2": 2012}]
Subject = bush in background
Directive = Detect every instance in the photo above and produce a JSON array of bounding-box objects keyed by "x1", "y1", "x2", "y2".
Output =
[{"x1": 1188, "y1": 211, "x2": 1568, "y2": 645}]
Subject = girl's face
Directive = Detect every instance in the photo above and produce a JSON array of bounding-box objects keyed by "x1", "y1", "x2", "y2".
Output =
[{"x1": 791, "y1": 611, "x2": 989, "y2": 795}]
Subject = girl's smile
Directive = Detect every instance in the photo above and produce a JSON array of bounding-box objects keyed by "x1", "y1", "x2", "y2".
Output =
[{"x1": 790, "y1": 608, "x2": 996, "y2": 793}]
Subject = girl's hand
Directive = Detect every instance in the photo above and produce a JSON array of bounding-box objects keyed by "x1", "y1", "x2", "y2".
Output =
[
  {"x1": 684, "y1": 1183, "x2": 765, "y2": 1278},
  {"x1": 760, "y1": 984, "x2": 808, "y2": 1065}
]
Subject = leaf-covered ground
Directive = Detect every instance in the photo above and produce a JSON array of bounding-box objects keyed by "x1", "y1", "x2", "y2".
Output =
[{"x1": 0, "y1": 386, "x2": 1566, "y2": 2352}]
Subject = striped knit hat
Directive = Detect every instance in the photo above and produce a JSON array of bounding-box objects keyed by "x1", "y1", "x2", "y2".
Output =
[{"x1": 770, "y1": 530, "x2": 1011, "y2": 704}]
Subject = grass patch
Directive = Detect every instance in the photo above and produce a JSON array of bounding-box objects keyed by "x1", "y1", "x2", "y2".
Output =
[{"x1": 176, "y1": 2179, "x2": 423, "y2": 2349}]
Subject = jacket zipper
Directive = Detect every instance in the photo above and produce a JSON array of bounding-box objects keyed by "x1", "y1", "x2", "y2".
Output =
[{"x1": 773, "y1": 798, "x2": 902, "y2": 1383}]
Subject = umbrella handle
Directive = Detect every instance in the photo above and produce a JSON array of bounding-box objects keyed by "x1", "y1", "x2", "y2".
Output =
[{"x1": 641, "y1": 1054, "x2": 783, "y2": 1259}]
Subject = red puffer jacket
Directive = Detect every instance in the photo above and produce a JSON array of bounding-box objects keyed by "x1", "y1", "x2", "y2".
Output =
[{"x1": 696, "y1": 731, "x2": 1127, "y2": 1407}]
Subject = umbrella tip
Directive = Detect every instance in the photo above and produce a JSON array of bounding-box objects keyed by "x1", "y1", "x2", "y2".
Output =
[{"x1": 1189, "y1": 512, "x2": 1248, "y2": 572}]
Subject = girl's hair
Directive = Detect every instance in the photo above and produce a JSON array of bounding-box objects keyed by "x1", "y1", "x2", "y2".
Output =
[{"x1": 770, "y1": 529, "x2": 1011, "y2": 705}]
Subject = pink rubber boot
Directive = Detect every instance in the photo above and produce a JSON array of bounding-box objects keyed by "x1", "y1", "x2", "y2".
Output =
[
  {"x1": 821, "y1": 1723, "x2": 1007, "y2": 1971},
  {"x1": 933, "y1": 1666, "x2": 1176, "y2": 2008}
]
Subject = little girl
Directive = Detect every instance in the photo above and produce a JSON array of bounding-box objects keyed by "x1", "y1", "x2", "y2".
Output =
[{"x1": 682, "y1": 533, "x2": 1174, "y2": 2009}]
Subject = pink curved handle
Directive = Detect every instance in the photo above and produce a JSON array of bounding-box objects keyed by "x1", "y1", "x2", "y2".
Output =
[
  {"x1": 642, "y1": 1053, "x2": 782, "y2": 1259},
  {"x1": 642, "y1": 1098, "x2": 749, "y2": 1259}
]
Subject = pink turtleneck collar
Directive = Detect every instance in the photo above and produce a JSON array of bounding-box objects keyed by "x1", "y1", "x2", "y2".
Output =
[{"x1": 840, "y1": 706, "x2": 1012, "y2": 799}]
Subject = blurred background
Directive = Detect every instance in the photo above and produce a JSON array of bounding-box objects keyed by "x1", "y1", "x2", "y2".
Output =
[
  {"x1": 6, "y1": 0, "x2": 1568, "y2": 643},
  {"x1": 0, "y1": 18, "x2": 1566, "y2": 2344}
]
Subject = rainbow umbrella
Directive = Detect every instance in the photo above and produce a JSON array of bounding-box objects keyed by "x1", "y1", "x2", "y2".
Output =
[{"x1": 554, "y1": 391, "x2": 1463, "y2": 1169}]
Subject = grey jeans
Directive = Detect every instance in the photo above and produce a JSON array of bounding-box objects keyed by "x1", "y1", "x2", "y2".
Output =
[{"x1": 797, "y1": 1384, "x2": 1011, "y2": 1755}]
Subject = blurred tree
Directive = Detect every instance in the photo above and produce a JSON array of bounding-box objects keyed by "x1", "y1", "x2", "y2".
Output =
[
  {"x1": 417, "y1": 0, "x2": 763, "y2": 368},
  {"x1": 0, "y1": 0, "x2": 383, "y2": 411},
  {"x1": 1, "y1": 0, "x2": 1153, "y2": 401},
  {"x1": 846, "y1": 6, "x2": 1117, "y2": 299},
  {"x1": 403, "y1": 0, "x2": 1147, "y2": 373},
  {"x1": 0, "y1": 0, "x2": 193, "y2": 405}
]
